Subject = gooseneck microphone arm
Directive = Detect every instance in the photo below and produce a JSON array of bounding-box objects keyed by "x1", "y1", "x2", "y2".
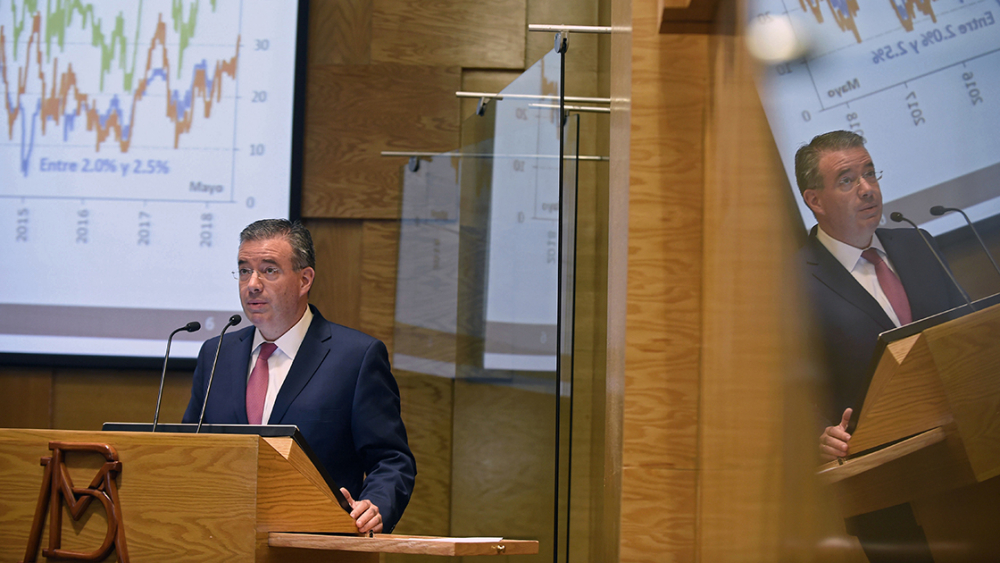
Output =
[
  {"x1": 930, "y1": 205, "x2": 1000, "y2": 278},
  {"x1": 890, "y1": 212, "x2": 975, "y2": 312},
  {"x1": 153, "y1": 321, "x2": 201, "y2": 432},
  {"x1": 196, "y1": 315, "x2": 242, "y2": 433}
]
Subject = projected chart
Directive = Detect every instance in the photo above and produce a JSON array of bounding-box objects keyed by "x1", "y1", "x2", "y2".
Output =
[
  {"x1": 0, "y1": 0, "x2": 303, "y2": 360},
  {"x1": 751, "y1": 0, "x2": 1000, "y2": 235}
]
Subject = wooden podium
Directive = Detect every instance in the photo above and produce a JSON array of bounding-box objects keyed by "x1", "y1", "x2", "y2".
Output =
[
  {"x1": 817, "y1": 301, "x2": 1000, "y2": 562},
  {"x1": 0, "y1": 428, "x2": 536, "y2": 562}
]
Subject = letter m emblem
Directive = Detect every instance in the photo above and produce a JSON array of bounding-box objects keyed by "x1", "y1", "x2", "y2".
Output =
[{"x1": 20, "y1": 442, "x2": 129, "y2": 563}]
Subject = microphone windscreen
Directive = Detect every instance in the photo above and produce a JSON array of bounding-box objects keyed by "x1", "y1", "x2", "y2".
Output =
[
  {"x1": 890, "y1": 212, "x2": 904, "y2": 222},
  {"x1": 185, "y1": 321, "x2": 202, "y2": 332},
  {"x1": 929, "y1": 206, "x2": 946, "y2": 216},
  {"x1": 229, "y1": 314, "x2": 242, "y2": 326}
]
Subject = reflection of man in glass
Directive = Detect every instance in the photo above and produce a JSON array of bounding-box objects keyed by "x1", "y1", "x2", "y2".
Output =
[
  {"x1": 795, "y1": 131, "x2": 964, "y2": 561},
  {"x1": 183, "y1": 219, "x2": 416, "y2": 533}
]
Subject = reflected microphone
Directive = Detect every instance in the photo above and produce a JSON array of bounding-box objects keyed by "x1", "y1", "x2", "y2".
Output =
[
  {"x1": 152, "y1": 321, "x2": 201, "y2": 432},
  {"x1": 196, "y1": 315, "x2": 242, "y2": 433},
  {"x1": 930, "y1": 205, "x2": 1000, "y2": 278},
  {"x1": 890, "y1": 212, "x2": 975, "y2": 312}
]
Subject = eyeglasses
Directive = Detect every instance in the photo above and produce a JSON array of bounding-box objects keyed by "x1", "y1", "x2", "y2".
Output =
[
  {"x1": 233, "y1": 266, "x2": 283, "y2": 282},
  {"x1": 837, "y1": 170, "x2": 882, "y2": 189}
]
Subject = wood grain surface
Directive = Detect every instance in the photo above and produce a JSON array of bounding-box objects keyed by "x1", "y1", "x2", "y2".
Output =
[
  {"x1": 305, "y1": 219, "x2": 364, "y2": 330},
  {"x1": 0, "y1": 430, "x2": 365, "y2": 562},
  {"x1": 0, "y1": 368, "x2": 52, "y2": 429},
  {"x1": 0, "y1": 429, "x2": 259, "y2": 561},
  {"x1": 270, "y1": 533, "x2": 538, "y2": 556},
  {"x1": 850, "y1": 334, "x2": 953, "y2": 454},
  {"x1": 372, "y1": 0, "x2": 527, "y2": 68},
  {"x1": 309, "y1": 0, "x2": 372, "y2": 65},
  {"x1": 302, "y1": 64, "x2": 460, "y2": 219},
  {"x1": 924, "y1": 303, "x2": 1000, "y2": 481}
]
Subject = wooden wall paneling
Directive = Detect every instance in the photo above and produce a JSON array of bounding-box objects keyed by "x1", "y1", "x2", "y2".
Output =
[
  {"x1": 302, "y1": 64, "x2": 461, "y2": 219},
  {"x1": 372, "y1": 0, "x2": 527, "y2": 69},
  {"x1": 305, "y1": 219, "x2": 364, "y2": 330},
  {"x1": 698, "y1": 1, "x2": 853, "y2": 560},
  {"x1": 658, "y1": 0, "x2": 721, "y2": 34},
  {"x1": 308, "y1": 0, "x2": 373, "y2": 65},
  {"x1": 619, "y1": 4, "x2": 707, "y2": 557},
  {"x1": 52, "y1": 370, "x2": 191, "y2": 430},
  {"x1": 623, "y1": 17, "x2": 707, "y2": 472},
  {"x1": 386, "y1": 371, "x2": 454, "y2": 563},
  {"x1": 620, "y1": 466, "x2": 697, "y2": 561},
  {"x1": 450, "y1": 379, "x2": 556, "y2": 563},
  {"x1": 0, "y1": 368, "x2": 53, "y2": 429},
  {"x1": 360, "y1": 220, "x2": 400, "y2": 350}
]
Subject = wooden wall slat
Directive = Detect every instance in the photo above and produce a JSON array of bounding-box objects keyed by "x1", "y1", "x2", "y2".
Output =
[
  {"x1": 305, "y1": 219, "x2": 364, "y2": 330},
  {"x1": 697, "y1": 4, "x2": 858, "y2": 559},
  {"x1": 308, "y1": 0, "x2": 373, "y2": 65},
  {"x1": 302, "y1": 64, "x2": 461, "y2": 219},
  {"x1": 52, "y1": 371, "x2": 191, "y2": 430},
  {"x1": 360, "y1": 220, "x2": 400, "y2": 351},
  {"x1": 620, "y1": 466, "x2": 696, "y2": 562},
  {"x1": 623, "y1": 12, "x2": 707, "y2": 480},
  {"x1": 0, "y1": 369, "x2": 53, "y2": 429},
  {"x1": 388, "y1": 371, "x2": 453, "y2": 555},
  {"x1": 372, "y1": 0, "x2": 527, "y2": 68}
]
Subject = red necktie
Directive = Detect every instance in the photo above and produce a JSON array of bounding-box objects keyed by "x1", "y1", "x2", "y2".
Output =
[
  {"x1": 861, "y1": 248, "x2": 913, "y2": 326},
  {"x1": 246, "y1": 342, "x2": 277, "y2": 425}
]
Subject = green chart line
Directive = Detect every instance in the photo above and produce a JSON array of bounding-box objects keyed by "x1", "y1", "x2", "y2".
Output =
[{"x1": 6, "y1": 0, "x2": 217, "y2": 91}]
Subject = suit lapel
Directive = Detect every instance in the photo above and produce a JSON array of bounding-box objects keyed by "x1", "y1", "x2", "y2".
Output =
[
  {"x1": 220, "y1": 327, "x2": 255, "y2": 424},
  {"x1": 804, "y1": 235, "x2": 896, "y2": 331},
  {"x1": 268, "y1": 308, "x2": 331, "y2": 424}
]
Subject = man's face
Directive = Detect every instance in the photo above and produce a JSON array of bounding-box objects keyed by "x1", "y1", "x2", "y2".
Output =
[
  {"x1": 237, "y1": 237, "x2": 314, "y2": 341},
  {"x1": 803, "y1": 147, "x2": 882, "y2": 248}
]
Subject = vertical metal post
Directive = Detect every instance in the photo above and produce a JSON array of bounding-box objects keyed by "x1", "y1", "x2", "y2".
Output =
[{"x1": 553, "y1": 29, "x2": 569, "y2": 563}]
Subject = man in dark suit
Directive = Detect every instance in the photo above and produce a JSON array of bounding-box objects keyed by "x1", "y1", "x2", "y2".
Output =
[
  {"x1": 183, "y1": 219, "x2": 415, "y2": 534},
  {"x1": 796, "y1": 131, "x2": 964, "y2": 562}
]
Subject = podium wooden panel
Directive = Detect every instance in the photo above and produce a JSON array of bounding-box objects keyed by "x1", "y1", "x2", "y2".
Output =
[
  {"x1": 817, "y1": 303, "x2": 1000, "y2": 562},
  {"x1": 0, "y1": 429, "x2": 364, "y2": 562},
  {"x1": 0, "y1": 429, "x2": 538, "y2": 562}
]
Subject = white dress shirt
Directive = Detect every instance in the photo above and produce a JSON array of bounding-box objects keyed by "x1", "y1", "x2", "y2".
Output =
[
  {"x1": 247, "y1": 306, "x2": 314, "y2": 423},
  {"x1": 815, "y1": 226, "x2": 905, "y2": 327}
]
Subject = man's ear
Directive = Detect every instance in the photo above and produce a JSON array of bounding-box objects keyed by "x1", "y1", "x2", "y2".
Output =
[
  {"x1": 802, "y1": 189, "x2": 823, "y2": 216},
  {"x1": 300, "y1": 267, "x2": 315, "y2": 296}
]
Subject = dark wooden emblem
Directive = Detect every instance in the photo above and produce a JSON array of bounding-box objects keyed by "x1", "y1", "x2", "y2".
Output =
[{"x1": 20, "y1": 442, "x2": 129, "y2": 563}]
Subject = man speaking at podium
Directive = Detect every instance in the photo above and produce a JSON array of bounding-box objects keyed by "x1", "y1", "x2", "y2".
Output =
[
  {"x1": 183, "y1": 219, "x2": 416, "y2": 534},
  {"x1": 796, "y1": 131, "x2": 964, "y2": 562}
]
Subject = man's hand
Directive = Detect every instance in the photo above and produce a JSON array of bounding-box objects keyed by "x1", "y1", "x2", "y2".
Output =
[
  {"x1": 340, "y1": 487, "x2": 384, "y2": 534},
  {"x1": 819, "y1": 408, "x2": 852, "y2": 462}
]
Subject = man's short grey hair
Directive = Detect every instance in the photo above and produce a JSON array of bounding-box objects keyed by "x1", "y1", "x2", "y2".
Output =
[
  {"x1": 240, "y1": 219, "x2": 315, "y2": 270},
  {"x1": 794, "y1": 130, "x2": 866, "y2": 194}
]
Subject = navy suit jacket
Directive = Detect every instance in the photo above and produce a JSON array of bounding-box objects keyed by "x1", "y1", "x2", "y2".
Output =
[
  {"x1": 800, "y1": 227, "x2": 965, "y2": 424},
  {"x1": 182, "y1": 305, "x2": 416, "y2": 532}
]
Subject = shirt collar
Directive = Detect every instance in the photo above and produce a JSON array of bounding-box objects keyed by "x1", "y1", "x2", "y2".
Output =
[
  {"x1": 815, "y1": 225, "x2": 888, "y2": 272},
  {"x1": 251, "y1": 306, "x2": 314, "y2": 360}
]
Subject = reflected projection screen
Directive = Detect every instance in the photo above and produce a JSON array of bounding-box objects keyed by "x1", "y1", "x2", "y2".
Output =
[
  {"x1": 0, "y1": 0, "x2": 307, "y2": 366},
  {"x1": 749, "y1": 0, "x2": 1000, "y2": 235}
]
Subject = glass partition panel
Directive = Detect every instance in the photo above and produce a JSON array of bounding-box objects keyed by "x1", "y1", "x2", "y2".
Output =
[{"x1": 393, "y1": 45, "x2": 577, "y2": 562}]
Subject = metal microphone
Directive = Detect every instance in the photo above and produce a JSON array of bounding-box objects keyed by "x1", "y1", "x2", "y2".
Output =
[
  {"x1": 196, "y1": 315, "x2": 242, "y2": 433},
  {"x1": 890, "y1": 212, "x2": 975, "y2": 312},
  {"x1": 930, "y1": 205, "x2": 1000, "y2": 278},
  {"x1": 152, "y1": 321, "x2": 201, "y2": 432}
]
